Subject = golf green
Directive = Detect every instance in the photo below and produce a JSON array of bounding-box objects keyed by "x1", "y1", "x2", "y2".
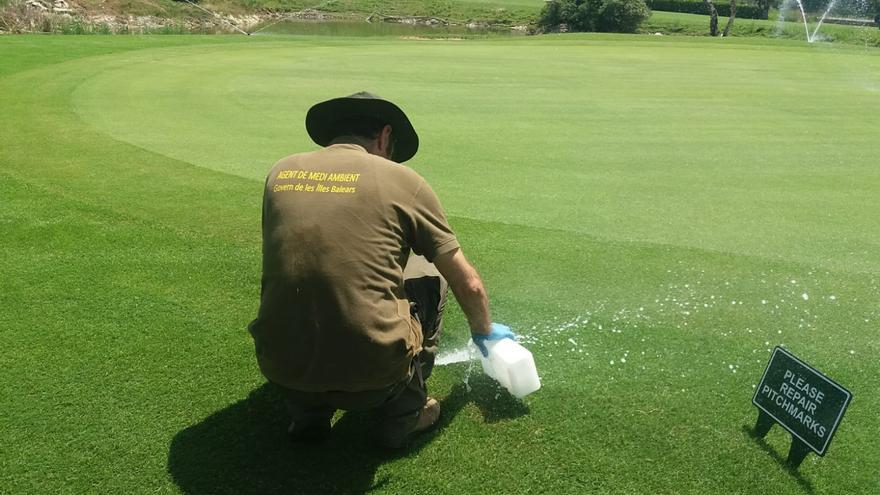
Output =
[{"x1": 2, "y1": 34, "x2": 879, "y2": 494}]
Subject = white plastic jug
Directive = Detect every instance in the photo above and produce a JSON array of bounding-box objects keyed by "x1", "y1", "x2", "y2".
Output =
[{"x1": 479, "y1": 339, "x2": 541, "y2": 399}]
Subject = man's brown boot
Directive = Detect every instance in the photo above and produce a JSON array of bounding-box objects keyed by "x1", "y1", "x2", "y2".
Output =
[
  {"x1": 377, "y1": 397, "x2": 441, "y2": 449},
  {"x1": 411, "y1": 397, "x2": 440, "y2": 435}
]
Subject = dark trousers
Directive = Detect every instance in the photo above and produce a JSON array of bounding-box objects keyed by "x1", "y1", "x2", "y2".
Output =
[{"x1": 276, "y1": 255, "x2": 447, "y2": 443}]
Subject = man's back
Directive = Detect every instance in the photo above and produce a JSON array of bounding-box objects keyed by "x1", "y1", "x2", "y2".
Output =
[
  {"x1": 249, "y1": 143, "x2": 458, "y2": 393},
  {"x1": 250, "y1": 92, "x2": 505, "y2": 447}
]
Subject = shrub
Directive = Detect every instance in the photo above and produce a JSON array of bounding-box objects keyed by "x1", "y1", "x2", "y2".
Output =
[
  {"x1": 599, "y1": 0, "x2": 652, "y2": 32},
  {"x1": 538, "y1": 0, "x2": 651, "y2": 32}
]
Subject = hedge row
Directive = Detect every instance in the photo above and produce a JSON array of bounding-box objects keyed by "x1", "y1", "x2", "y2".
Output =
[{"x1": 645, "y1": 0, "x2": 769, "y2": 19}]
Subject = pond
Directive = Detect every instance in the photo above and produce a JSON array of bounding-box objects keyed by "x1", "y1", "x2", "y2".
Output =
[{"x1": 251, "y1": 19, "x2": 526, "y2": 37}]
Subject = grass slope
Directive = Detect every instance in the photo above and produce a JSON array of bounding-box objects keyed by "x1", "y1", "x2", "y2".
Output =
[
  {"x1": 64, "y1": 0, "x2": 545, "y2": 23},
  {"x1": 2, "y1": 34, "x2": 879, "y2": 494}
]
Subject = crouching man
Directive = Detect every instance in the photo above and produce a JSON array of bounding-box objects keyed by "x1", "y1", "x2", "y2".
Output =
[{"x1": 248, "y1": 92, "x2": 514, "y2": 448}]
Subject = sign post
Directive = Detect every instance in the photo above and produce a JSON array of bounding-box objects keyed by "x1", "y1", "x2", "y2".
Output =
[{"x1": 751, "y1": 347, "x2": 852, "y2": 468}]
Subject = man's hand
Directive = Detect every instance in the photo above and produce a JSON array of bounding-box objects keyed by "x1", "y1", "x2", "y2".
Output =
[{"x1": 472, "y1": 323, "x2": 516, "y2": 357}]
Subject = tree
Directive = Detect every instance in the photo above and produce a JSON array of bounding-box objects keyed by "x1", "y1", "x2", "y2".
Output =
[
  {"x1": 598, "y1": 0, "x2": 652, "y2": 33},
  {"x1": 537, "y1": 0, "x2": 650, "y2": 33},
  {"x1": 703, "y1": 0, "x2": 737, "y2": 37},
  {"x1": 721, "y1": 0, "x2": 736, "y2": 37},
  {"x1": 704, "y1": 0, "x2": 719, "y2": 36},
  {"x1": 537, "y1": 0, "x2": 564, "y2": 31}
]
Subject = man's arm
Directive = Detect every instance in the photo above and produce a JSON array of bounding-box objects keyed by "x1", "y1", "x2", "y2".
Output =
[{"x1": 433, "y1": 248, "x2": 491, "y2": 336}]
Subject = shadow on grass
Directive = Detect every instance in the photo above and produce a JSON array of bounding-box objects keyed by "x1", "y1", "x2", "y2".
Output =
[
  {"x1": 455, "y1": 371, "x2": 531, "y2": 423},
  {"x1": 741, "y1": 424, "x2": 815, "y2": 494},
  {"x1": 168, "y1": 376, "x2": 528, "y2": 495}
]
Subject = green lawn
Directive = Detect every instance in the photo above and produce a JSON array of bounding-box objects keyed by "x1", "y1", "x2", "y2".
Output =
[{"x1": 2, "y1": 33, "x2": 879, "y2": 494}]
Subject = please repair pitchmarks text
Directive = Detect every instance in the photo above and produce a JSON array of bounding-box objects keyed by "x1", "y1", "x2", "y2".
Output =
[
  {"x1": 758, "y1": 369, "x2": 827, "y2": 438},
  {"x1": 752, "y1": 346, "x2": 851, "y2": 456}
]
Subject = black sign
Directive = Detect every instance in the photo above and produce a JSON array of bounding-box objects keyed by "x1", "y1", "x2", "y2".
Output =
[{"x1": 752, "y1": 346, "x2": 852, "y2": 457}]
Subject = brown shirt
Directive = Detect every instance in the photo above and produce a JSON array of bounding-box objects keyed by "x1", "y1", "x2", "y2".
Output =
[{"x1": 248, "y1": 143, "x2": 460, "y2": 392}]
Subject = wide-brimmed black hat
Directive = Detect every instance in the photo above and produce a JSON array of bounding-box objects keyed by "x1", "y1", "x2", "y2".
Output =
[{"x1": 305, "y1": 91, "x2": 419, "y2": 163}]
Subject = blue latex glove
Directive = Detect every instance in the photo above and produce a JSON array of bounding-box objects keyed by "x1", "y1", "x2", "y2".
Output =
[{"x1": 472, "y1": 323, "x2": 516, "y2": 357}]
